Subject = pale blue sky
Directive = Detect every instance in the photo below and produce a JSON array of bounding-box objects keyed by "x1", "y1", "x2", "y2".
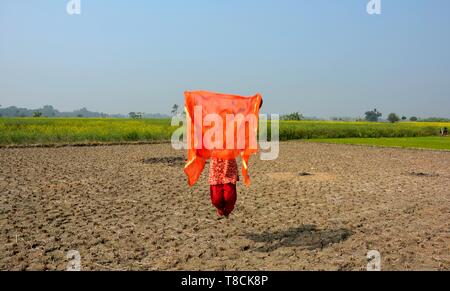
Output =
[{"x1": 1, "y1": 0, "x2": 449, "y2": 117}]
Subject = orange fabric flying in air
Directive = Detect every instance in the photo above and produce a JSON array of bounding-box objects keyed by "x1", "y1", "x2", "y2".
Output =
[{"x1": 184, "y1": 91, "x2": 262, "y2": 187}]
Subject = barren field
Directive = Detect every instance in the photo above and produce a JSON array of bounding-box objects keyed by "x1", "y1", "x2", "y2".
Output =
[{"x1": 0, "y1": 141, "x2": 449, "y2": 270}]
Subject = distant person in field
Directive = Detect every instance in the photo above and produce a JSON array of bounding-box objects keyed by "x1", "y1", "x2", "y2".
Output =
[{"x1": 208, "y1": 99, "x2": 263, "y2": 219}]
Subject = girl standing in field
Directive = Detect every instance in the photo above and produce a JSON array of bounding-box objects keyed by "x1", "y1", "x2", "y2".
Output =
[
  {"x1": 209, "y1": 158, "x2": 239, "y2": 218},
  {"x1": 184, "y1": 91, "x2": 263, "y2": 218},
  {"x1": 208, "y1": 99, "x2": 263, "y2": 218}
]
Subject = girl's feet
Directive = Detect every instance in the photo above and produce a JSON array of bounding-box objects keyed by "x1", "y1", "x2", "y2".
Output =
[
  {"x1": 216, "y1": 209, "x2": 230, "y2": 220},
  {"x1": 210, "y1": 183, "x2": 237, "y2": 218}
]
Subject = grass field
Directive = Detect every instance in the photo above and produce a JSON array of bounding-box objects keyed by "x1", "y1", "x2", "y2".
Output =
[
  {"x1": 308, "y1": 137, "x2": 450, "y2": 151},
  {"x1": 0, "y1": 118, "x2": 176, "y2": 145},
  {"x1": 277, "y1": 120, "x2": 447, "y2": 140},
  {"x1": 1, "y1": 118, "x2": 449, "y2": 149}
]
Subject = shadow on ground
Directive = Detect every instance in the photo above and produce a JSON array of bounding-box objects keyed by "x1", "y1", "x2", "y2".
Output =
[
  {"x1": 243, "y1": 225, "x2": 352, "y2": 252},
  {"x1": 142, "y1": 156, "x2": 185, "y2": 166}
]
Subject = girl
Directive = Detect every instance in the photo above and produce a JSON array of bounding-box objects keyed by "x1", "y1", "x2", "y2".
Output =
[
  {"x1": 209, "y1": 157, "x2": 239, "y2": 218},
  {"x1": 208, "y1": 99, "x2": 263, "y2": 218}
]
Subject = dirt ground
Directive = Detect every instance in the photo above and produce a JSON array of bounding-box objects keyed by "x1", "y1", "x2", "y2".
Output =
[{"x1": 0, "y1": 141, "x2": 449, "y2": 271}]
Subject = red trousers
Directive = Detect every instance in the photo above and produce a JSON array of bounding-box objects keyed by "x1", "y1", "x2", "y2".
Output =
[{"x1": 210, "y1": 184, "x2": 237, "y2": 216}]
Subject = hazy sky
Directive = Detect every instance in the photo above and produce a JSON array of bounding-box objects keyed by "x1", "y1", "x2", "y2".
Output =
[{"x1": 1, "y1": 0, "x2": 449, "y2": 117}]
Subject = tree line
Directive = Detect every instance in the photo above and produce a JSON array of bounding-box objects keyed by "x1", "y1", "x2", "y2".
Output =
[{"x1": 0, "y1": 105, "x2": 168, "y2": 119}]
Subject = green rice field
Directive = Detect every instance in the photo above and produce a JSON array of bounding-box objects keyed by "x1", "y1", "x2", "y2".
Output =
[
  {"x1": 308, "y1": 136, "x2": 450, "y2": 151},
  {"x1": 0, "y1": 118, "x2": 449, "y2": 150}
]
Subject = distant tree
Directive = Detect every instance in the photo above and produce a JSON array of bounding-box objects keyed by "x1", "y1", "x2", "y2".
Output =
[
  {"x1": 282, "y1": 112, "x2": 304, "y2": 121},
  {"x1": 364, "y1": 109, "x2": 382, "y2": 122},
  {"x1": 388, "y1": 113, "x2": 400, "y2": 123},
  {"x1": 409, "y1": 116, "x2": 418, "y2": 121},
  {"x1": 41, "y1": 105, "x2": 56, "y2": 117},
  {"x1": 77, "y1": 114, "x2": 83, "y2": 118},
  {"x1": 129, "y1": 112, "x2": 143, "y2": 119},
  {"x1": 33, "y1": 111, "x2": 42, "y2": 118},
  {"x1": 171, "y1": 104, "x2": 179, "y2": 116},
  {"x1": 401, "y1": 116, "x2": 407, "y2": 121}
]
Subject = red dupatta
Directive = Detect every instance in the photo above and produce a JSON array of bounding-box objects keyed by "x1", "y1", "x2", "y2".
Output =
[{"x1": 184, "y1": 91, "x2": 262, "y2": 186}]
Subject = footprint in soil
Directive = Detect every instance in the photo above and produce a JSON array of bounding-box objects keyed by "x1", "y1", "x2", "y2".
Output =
[
  {"x1": 243, "y1": 225, "x2": 352, "y2": 252},
  {"x1": 299, "y1": 172, "x2": 313, "y2": 177},
  {"x1": 142, "y1": 156, "x2": 185, "y2": 166},
  {"x1": 408, "y1": 171, "x2": 439, "y2": 178}
]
